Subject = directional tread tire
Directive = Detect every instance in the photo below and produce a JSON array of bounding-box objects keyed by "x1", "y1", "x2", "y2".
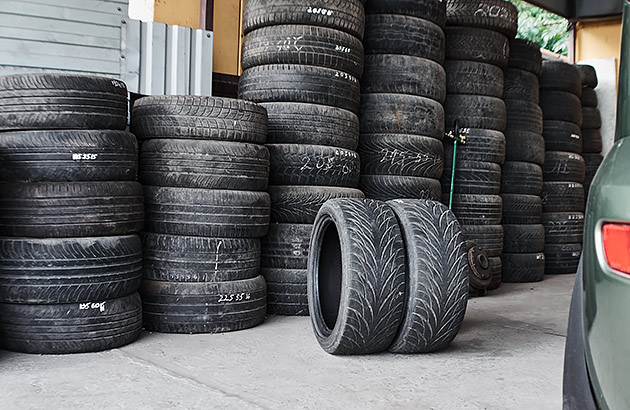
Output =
[{"x1": 361, "y1": 175, "x2": 441, "y2": 201}]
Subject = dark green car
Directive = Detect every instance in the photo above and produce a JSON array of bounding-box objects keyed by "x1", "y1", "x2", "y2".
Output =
[{"x1": 563, "y1": 2, "x2": 630, "y2": 409}]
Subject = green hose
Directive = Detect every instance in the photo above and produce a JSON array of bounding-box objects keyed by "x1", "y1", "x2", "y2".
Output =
[{"x1": 448, "y1": 139, "x2": 458, "y2": 210}]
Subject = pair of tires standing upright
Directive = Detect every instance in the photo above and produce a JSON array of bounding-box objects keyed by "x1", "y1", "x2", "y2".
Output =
[
  {"x1": 239, "y1": 0, "x2": 366, "y2": 315},
  {"x1": 131, "y1": 96, "x2": 270, "y2": 333},
  {"x1": 0, "y1": 74, "x2": 144, "y2": 354},
  {"x1": 499, "y1": 39, "x2": 547, "y2": 284},
  {"x1": 357, "y1": 1, "x2": 447, "y2": 201},
  {"x1": 539, "y1": 61, "x2": 586, "y2": 275},
  {"x1": 575, "y1": 65, "x2": 604, "y2": 201},
  {"x1": 441, "y1": 0, "x2": 518, "y2": 292}
]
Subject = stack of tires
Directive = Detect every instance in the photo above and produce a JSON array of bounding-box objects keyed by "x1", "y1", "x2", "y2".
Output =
[
  {"x1": 131, "y1": 96, "x2": 270, "y2": 332},
  {"x1": 442, "y1": 0, "x2": 518, "y2": 291},
  {"x1": 576, "y1": 65, "x2": 603, "y2": 202},
  {"x1": 539, "y1": 61, "x2": 585, "y2": 275},
  {"x1": 0, "y1": 74, "x2": 144, "y2": 354},
  {"x1": 500, "y1": 39, "x2": 546, "y2": 284},
  {"x1": 238, "y1": 0, "x2": 366, "y2": 315},
  {"x1": 357, "y1": 1, "x2": 446, "y2": 201}
]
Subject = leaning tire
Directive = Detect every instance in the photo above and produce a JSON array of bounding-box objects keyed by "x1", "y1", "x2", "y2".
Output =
[
  {"x1": 308, "y1": 198, "x2": 406, "y2": 354},
  {"x1": 387, "y1": 199, "x2": 469, "y2": 353}
]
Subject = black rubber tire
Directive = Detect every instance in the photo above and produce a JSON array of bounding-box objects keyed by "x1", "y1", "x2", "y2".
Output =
[
  {"x1": 359, "y1": 93, "x2": 444, "y2": 139},
  {"x1": 502, "y1": 224, "x2": 545, "y2": 253},
  {"x1": 504, "y1": 129, "x2": 545, "y2": 165},
  {"x1": 387, "y1": 199, "x2": 469, "y2": 353},
  {"x1": 359, "y1": 133, "x2": 444, "y2": 178},
  {"x1": 460, "y1": 224, "x2": 503, "y2": 257},
  {"x1": 444, "y1": 60, "x2": 504, "y2": 98},
  {"x1": 139, "y1": 139, "x2": 269, "y2": 191},
  {"x1": 543, "y1": 151, "x2": 586, "y2": 183},
  {"x1": 544, "y1": 243, "x2": 582, "y2": 274},
  {"x1": 501, "y1": 194, "x2": 543, "y2": 224},
  {"x1": 503, "y1": 68, "x2": 539, "y2": 103},
  {"x1": 362, "y1": 54, "x2": 446, "y2": 103},
  {"x1": 365, "y1": 0, "x2": 446, "y2": 28},
  {"x1": 261, "y1": 223, "x2": 312, "y2": 270},
  {"x1": 262, "y1": 102, "x2": 359, "y2": 150},
  {"x1": 442, "y1": 161, "x2": 502, "y2": 195},
  {"x1": 575, "y1": 65, "x2": 598, "y2": 88},
  {"x1": 582, "y1": 107, "x2": 602, "y2": 129},
  {"x1": 508, "y1": 38, "x2": 542, "y2": 76},
  {"x1": 268, "y1": 185, "x2": 364, "y2": 223},
  {"x1": 144, "y1": 186, "x2": 270, "y2": 238},
  {"x1": 444, "y1": 94, "x2": 506, "y2": 132},
  {"x1": 444, "y1": 194, "x2": 502, "y2": 225},
  {"x1": 583, "y1": 153, "x2": 603, "y2": 179},
  {"x1": 486, "y1": 256, "x2": 502, "y2": 290},
  {"x1": 543, "y1": 120, "x2": 583, "y2": 154},
  {"x1": 0, "y1": 130, "x2": 137, "y2": 183},
  {"x1": 0, "y1": 182, "x2": 144, "y2": 238},
  {"x1": 363, "y1": 14, "x2": 445, "y2": 64},
  {"x1": 267, "y1": 144, "x2": 360, "y2": 188},
  {"x1": 444, "y1": 128, "x2": 505, "y2": 164},
  {"x1": 361, "y1": 175, "x2": 441, "y2": 201},
  {"x1": 541, "y1": 182, "x2": 585, "y2": 213},
  {"x1": 581, "y1": 129, "x2": 603, "y2": 153},
  {"x1": 141, "y1": 276, "x2": 267, "y2": 333},
  {"x1": 307, "y1": 198, "x2": 406, "y2": 354},
  {"x1": 242, "y1": 0, "x2": 366, "y2": 40},
  {"x1": 0, "y1": 235, "x2": 141, "y2": 304},
  {"x1": 241, "y1": 25, "x2": 364, "y2": 78},
  {"x1": 239, "y1": 64, "x2": 360, "y2": 113},
  {"x1": 0, "y1": 292, "x2": 142, "y2": 354},
  {"x1": 505, "y1": 100, "x2": 543, "y2": 134},
  {"x1": 501, "y1": 253, "x2": 545, "y2": 283},
  {"x1": 131, "y1": 95, "x2": 268, "y2": 143},
  {"x1": 0, "y1": 74, "x2": 127, "y2": 131},
  {"x1": 142, "y1": 233, "x2": 260, "y2": 282},
  {"x1": 581, "y1": 87, "x2": 598, "y2": 107},
  {"x1": 262, "y1": 268, "x2": 308, "y2": 316},
  {"x1": 542, "y1": 212, "x2": 584, "y2": 244},
  {"x1": 445, "y1": 27, "x2": 509, "y2": 68},
  {"x1": 446, "y1": 0, "x2": 518, "y2": 38},
  {"x1": 539, "y1": 90, "x2": 583, "y2": 126},
  {"x1": 540, "y1": 61, "x2": 582, "y2": 96}
]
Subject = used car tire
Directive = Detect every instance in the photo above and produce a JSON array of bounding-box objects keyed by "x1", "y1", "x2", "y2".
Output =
[
  {"x1": 501, "y1": 161, "x2": 543, "y2": 195},
  {"x1": 542, "y1": 212, "x2": 585, "y2": 244},
  {"x1": 508, "y1": 38, "x2": 542, "y2": 76},
  {"x1": 543, "y1": 151, "x2": 586, "y2": 183},
  {"x1": 460, "y1": 224, "x2": 504, "y2": 257},
  {"x1": 443, "y1": 128, "x2": 505, "y2": 164},
  {"x1": 444, "y1": 194, "x2": 503, "y2": 225},
  {"x1": 441, "y1": 161, "x2": 502, "y2": 195},
  {"x1": 540, "y1": 61, "x2": 582, "y2": 96},
  {"x1": 361, "y1": 175, "x2": 442, "y2": 201},
  {"x1": 543, "y1": 120, "x2": 583, "y2": 154},
  {"x1": 503, "y1": 68, "x2": 539, "y2": 103},
  {"x1": 501, "y1": 194, "x2": 543, "y2": 224},
  {"x1": 365, "y1": 0, "x2": 446, "y2": 28},
  {"x1": 261, "y1": 223, "x2": 311, "y2": 270},
  {"x1": 268, "y1": 185, "x2": 364, "y2": 223},
  {"x1": 444, "y1": 94, "x2": 506, "y2": 131},
  {"x1": 444, "y1": 60, "x2": 504, "y2": 98},
  {"x1": 446, "y1": 0, "x2": 518, "y2": 38},
  {"x1": 502, "y1": 224, "x2": 545, "y2": 253},
  {"x1": 261, "y1": 267, "x2": 308, "y2": 316},
  {"x1": 544, "y1": 243, "x2": 582, "y2": 274},
  {"x1": 504, "y1": 129, "x2": 545, "y2": 165},
  {"x1": 445, "y1": 27, "x2": 509, "y2": 68},
  {"x1": 541, "y1": 182, "x2": 585, "y2": 212},
  {"x1": 501, "y1": 253, "x2": 545, "y2": 283}
]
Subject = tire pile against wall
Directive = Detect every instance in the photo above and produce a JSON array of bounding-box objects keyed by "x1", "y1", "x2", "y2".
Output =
[
  {"x1": 358, "y1": 0, "x2": 446, "y2": 201},
  {"x1": 575, "y1": 65, "x2": 603, "y2": 202},
  {"x1": 442, "y1": 0, "x2": 518, "y2": 292},
  {"x1": 0, "y1": 74, "x2": 144, "y2": 353},
  {"x1": 131, "y1": 96, "x2": 269, "y2": 332},
  {"x1": 500, "y1": 39, "x2": 546, "y2": 284},
  {"x1": 539, "y1": 61, "x2": 585, "y2": 275},
  {"x1": 239, "y1": 0, "x2": 366, "y2": 315},
  {"x1": 308, "y1": 198, "x2": 469, "y2": 355}
]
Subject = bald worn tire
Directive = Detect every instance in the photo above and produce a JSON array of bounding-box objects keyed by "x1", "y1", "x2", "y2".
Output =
[
  {"x1": 387, "y1": 199, "x2": 469, "y2": 353},
  {"x1": 308, "y1": 198, "x2": 406, "y2": 354}
]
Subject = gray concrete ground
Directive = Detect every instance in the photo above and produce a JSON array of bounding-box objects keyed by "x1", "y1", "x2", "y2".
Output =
[{"x1": 0, "y1": 274, "x2": 575, "y2": 410}]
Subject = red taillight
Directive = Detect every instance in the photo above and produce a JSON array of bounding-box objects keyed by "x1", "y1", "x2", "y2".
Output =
[{"x1": 602, "y1": 223, "x2": 630, "y2": 273}]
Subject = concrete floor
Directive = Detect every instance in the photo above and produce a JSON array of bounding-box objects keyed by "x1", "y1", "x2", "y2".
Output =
[{"x1": 0, "y1": 274, "x2": 575, "y2": 410}]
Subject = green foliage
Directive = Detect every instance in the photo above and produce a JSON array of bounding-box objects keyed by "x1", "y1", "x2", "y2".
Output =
[{"x1": 509, "y1": 0, "x2": 569, "y2": 56}]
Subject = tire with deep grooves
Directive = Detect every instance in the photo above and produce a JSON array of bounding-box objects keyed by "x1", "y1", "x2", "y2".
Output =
[
  {"x1": 142, "y1": 233, "x2": 261, "y2": 282},
  {"x1": 0, "y1": 182, "x2": 144, "y2": 238},
  {"x1": 262, "y1": 268, "x2": 308, "y2": 316},
  {"x1": 501, "y1": 161, "x2": 543, "y2": 195},
  {"x1": 387, "y1": 199, "x2": 469, "y2": 353},
  {"x1": 307, "y1": 198, "x2": 406, "y2": 354},
  {"x1": 144, "y1": 186, "x2": 270, "y2": 238},
  {"x1": 0, "y1": 292, "x2": 142, "y2": 354},
  {"x1": 0, "y1": 235, "x2": 142, "y2": 304},
  {"x1": 261, "y1": 223, "x2": 312, "y2": 269},
  {"x1": 131, "y1": 95, "x2": 268, "y2": 143},
  {"x1": 501, "y1": 253, "x2": 545, "y2": 283},
  {"x1": 361, "y1": 175, "x2": 442, "y2": 201},
  {"x1": 460, "y1": 224, "x2": 503, "y2": 257},
  {"x1": 502, "y1": 224, "x2": 545, "y2": 253},
  {"x1": 501, "y1": 194, "x2": 542, "y2": 224},
  {"x1": 0, "y1": 130, "x2": 138, "y2": 183},
  {"x1": 141, "y1": 276, "x2": 267, "y2": 333}
]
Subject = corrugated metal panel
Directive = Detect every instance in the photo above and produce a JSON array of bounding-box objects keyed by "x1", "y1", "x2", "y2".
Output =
[
  {"x1": 121, "y1": 19, "x2": 213, "y2": 96},
  {"x1": 0, "y1": 0, "x2": 127, "y2": 77}
]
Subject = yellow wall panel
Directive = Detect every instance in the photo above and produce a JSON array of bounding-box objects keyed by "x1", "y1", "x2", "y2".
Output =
[
  {"x1": 576, "y1": 19, "x2": 622, "y2": 74},
  {"x1": 213, "y1": 0, "x2": 244, "y2": 75},
  {"x1": 153, "y1": 0, "x2": 201, "y2": 29}
]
